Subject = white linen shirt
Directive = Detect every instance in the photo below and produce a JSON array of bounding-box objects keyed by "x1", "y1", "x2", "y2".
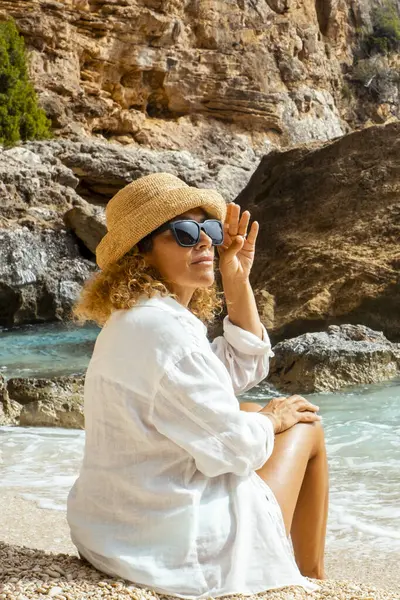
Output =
[{"x1": 67, "y1": 292, "x2": 318, "y2": 598}]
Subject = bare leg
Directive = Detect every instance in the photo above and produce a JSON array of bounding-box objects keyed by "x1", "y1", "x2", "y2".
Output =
[{"x1": 240, "y1": 402, "x2": 329, "y2": 579}]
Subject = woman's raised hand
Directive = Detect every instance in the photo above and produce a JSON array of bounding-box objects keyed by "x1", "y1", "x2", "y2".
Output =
[
  {"x1": 260, "y1": 395, "x2": 322, "y2": 434},
  {"x1": 217, "y1": 202, "x2": 259, "y2": 283}
]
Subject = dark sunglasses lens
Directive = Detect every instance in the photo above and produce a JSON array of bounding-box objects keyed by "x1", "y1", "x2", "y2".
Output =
[
  {"x1": 173, "y1": 222, "x2": 200, "y2": 246},
  {"x1": 203, "y1": 220, "x2": 224, "y2": 245}
]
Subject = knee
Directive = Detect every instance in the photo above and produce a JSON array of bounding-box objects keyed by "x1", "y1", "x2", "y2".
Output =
[
  {"x1": 293, "y1": 419, "x2": 324, "y2": 435},
  {"x1": 292, "y1": 420, "x2": 326, "y2": 456},
  {"x1": 311, "y1": 420, "x2": 327, "y2": 459},
  {"x1": 310, "y1": 419, "x2": 325, "y2": 435}
]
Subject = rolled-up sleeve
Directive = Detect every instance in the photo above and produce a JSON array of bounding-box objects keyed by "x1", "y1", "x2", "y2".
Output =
[
  {"x1": 152, "y1": 350, "x2": 274, "y2": 478},
  {"x1": 210, "y1": 316, "x2": 275, "y2": 395}
]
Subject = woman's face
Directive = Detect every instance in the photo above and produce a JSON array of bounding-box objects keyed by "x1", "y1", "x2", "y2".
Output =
[{"x1": 143, "y1": 208, "x2": 216, "y2": 306}]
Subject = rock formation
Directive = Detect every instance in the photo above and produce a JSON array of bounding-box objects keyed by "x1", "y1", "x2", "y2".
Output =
[
  {"x1": 0, "y1": 374, "x2": 21, "y2": 426},
  {"x1": 6, "y1": 375, "x2": 84, "y2": 428},
  {"x1": 0, "y1": 138, "x2": 256, "y2": 325},
  {"x1": 268, "y1": 324, "x2": 400, "y2": 393},
  {"x1": 1, "y1": 120, "x2": 399, "y2": 340},
  {"x1": 0, "y1": 1, "x2": 399, "y2": 340},
  {"x1": 0, "y1": 0, "x2": 358, "y2": 154},
  {"x1": 237, "y1": 121, "x2": 400, "y2": 342}
]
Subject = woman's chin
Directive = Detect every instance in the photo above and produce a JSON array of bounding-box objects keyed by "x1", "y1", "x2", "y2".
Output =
[{"x1": 192, "y1": 273, "x2": 215, "y2": 288}]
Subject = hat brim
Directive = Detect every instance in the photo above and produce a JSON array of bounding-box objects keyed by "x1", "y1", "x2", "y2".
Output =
[{"x1": 96, "y1": 186, "x2": 227, "y2": 270}]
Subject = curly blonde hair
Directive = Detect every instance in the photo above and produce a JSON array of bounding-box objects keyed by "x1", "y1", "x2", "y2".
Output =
[{"x1": 72, "y1": 245, "x2": 225, "y2": 327}]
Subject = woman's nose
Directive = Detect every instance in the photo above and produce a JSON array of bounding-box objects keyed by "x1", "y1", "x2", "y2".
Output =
[{"x1": 197, "y1": 229, "x2": 213, "y2": 248}]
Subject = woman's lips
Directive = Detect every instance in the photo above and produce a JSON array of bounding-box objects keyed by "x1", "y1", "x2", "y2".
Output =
[{"x1": 192, "y1": 258, "x2": 213, "y2": 264}]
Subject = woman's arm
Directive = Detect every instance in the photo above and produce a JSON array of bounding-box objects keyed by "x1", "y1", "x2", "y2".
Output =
[
  {"x1": 240, "y1": 402, "x2": 264, "y2": 412},
  {"x1": 210, "y1": 316, "x2": 274, "y2": 395},
  {"x1": 217, "y1": 202, "x2": 263, "y2": 339},
  {"x1": 152, "y1": 350, "x2": 275, "y2": 478},
  {"x1": 222, "y1": 277, "x2": 263, "y2": 339}
]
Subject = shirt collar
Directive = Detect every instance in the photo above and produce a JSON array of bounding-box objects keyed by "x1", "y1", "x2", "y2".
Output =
[{"x1": 135, "y1": 292, "x2": 208, "y2": 335}]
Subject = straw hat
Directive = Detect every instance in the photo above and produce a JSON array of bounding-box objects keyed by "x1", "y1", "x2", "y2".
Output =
[{"x1": 96, "y1": 172, "x2": 227, "y2": 270}]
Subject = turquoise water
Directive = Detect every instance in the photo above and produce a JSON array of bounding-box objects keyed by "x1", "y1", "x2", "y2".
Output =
[
  {"x1": 0, "y1": 322, "x2": 99, "y2": 379},
  {"x1": 0, "y1": 323, "x2": 399, "y2": 558},
  {"x1": 310, "y1": 380, "x2": 400, "y2": 555}
]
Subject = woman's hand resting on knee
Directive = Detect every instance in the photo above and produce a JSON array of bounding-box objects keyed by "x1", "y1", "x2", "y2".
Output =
[{"x1": 260, "y1": 395, "x2": 321, "y2": 434}]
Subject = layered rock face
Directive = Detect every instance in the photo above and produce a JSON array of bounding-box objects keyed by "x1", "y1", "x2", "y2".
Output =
[
  {"x1": 1, "y1": 0, "x2": 394, "y2": 332},
  {"x1": 1, "y1": 121, "x2": 399, "y2": 339},
  {"x1": 0, "y1": 145, "x2": 95, "y2": 326},
  {"x1": 237, "y1": 121, "x2": 400, "y2": 342},
  {"x1": 0, "y1": 0, "x2": 359, "y2": 152}
]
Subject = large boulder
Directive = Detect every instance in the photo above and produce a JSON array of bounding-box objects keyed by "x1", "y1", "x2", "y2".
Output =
[
  {"x1": 0, "y1": 144, "x2": 96, "y2": 326},
  {"x1": 7, "y1": 375, "x2": 85, "y2": 429},
  {"x1": 27, "y1": 138, "x2": 256, "y2": 204},
  {"x1": 64, "y1": 202, "x2": 107, "y2": 255},
  {"x1": 19, "y1": 399, "x2": 84, "y2": 429},
  {"x1": 0, "y1": 145, "x2": 81, "y2": 229},
  {"x1": 0, "y1": 228, "x2": 95, "y2": 327},
  {"x1": 237, "y1": 122, "x2": 400, "y2": 342},
  {"x1": 268, "y1": 324, "x2": 400, "y2": 393},
  {"x1": 0, "y1": 374, "x2": 21, "y2": 426},
  {"x1": 0, "y1": 138, "x2": 254, "y2": 226}
]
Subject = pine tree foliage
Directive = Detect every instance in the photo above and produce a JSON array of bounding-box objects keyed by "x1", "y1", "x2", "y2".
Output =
[
  {"x1": 363, "y1": 1, "x2": 400, "y2": 55},
  {"x1": 0, "y1": 19, "x2": 51, "y2": 145}
]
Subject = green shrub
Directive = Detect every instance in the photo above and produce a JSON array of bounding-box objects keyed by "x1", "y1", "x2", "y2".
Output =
[
  {"x1": 363, "y1": 1, "x2": 400, "y2": 55},
  {"x1": 0, "y1": 18, "x2": 51, "y2": 146}
]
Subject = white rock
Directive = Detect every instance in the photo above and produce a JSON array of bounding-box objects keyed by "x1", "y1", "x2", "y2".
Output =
[{"x1": 48, "y1": 586, "x2": 64, "y2": 597}]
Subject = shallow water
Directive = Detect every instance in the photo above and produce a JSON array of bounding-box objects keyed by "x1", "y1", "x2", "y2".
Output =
[
  {"x1": 0, "y1": 323, "x2": 399, "y2": 558},
  {"x1": 0, "y1": 321, "x2": 99, "y2": 379},
  {"x1": 309, "y1": 380, "x2": 400, "y2": 556}
]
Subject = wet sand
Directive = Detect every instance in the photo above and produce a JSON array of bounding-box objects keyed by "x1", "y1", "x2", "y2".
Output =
[{"x1": 0, "y1": 492, "x2": 399, "y2": 598}]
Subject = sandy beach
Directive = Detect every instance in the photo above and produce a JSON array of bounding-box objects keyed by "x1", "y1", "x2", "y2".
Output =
[{"x1": 0, "y1": 491, "x2": 399, "y2": 600}]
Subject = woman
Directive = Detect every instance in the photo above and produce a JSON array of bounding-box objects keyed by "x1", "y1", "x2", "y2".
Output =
[{"x1": 67, "y1": 173, "x2": 328, "y2": 599}]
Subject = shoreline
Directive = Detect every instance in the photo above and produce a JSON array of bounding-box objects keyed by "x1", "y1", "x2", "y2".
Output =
[{"x1": 1, "y1": 491, "x2": 399, "y2": 595}]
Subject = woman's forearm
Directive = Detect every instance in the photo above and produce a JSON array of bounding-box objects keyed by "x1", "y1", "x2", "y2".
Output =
[
  {"x1": 240, "y1": 402, "x2": 264, "y2": 412},
  {"x1": 222, "y1": 277, "x2": 263, "y2": 339}
]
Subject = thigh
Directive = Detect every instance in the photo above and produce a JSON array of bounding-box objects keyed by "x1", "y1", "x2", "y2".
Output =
[{"x1": 255, "y1": 422, "x2": 323, "y2": 535}]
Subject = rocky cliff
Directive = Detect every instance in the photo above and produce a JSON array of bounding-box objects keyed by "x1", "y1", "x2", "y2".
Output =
[
  {"x1": 0, "y1": 0, "x2": 379, "y2": 155},
  {"x1": 1, "y1": 121, "x2": 399, "y2": 339},
  {"x1": 0, "y1": 0, "x2": 399, "y2": 342},
  {"x1": 237, "y1": 121, "x2": 400, "y2": 342},
  {"x1": 0, "y1": 137, "x2": 254, "y2": 325}
]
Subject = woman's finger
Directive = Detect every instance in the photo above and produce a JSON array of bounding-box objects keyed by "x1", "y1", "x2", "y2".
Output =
[
  {"x1": 223, "y1": 203, "x2": 233, "y2": 230},
  {"x1": 287, "y1": 394, "x2": 308, "y2": 405},
  {"x1": 287, "y1": 395, "x2": 319, "y2": 412},
  {"x1": 222, "y1": 235, "x2": 245, "y2": 259},
  {"x1": 297, "y1": 400, "x2": 320, "y2": 413},
  {"x1": 287, "y1": 394, "x2": 306, "y2": 401},
  {"x1": 297, "y1": 411, "x2": 322, "y2": 423},
  {"x1": 238, "y1": 210, "x2": 250, "y2": 237},
  {"x1": 221, "y1": 223, "x2": 233, "y2": 248},
  {"x1": 244, "y1": 220, "x2": 259, "y2": 246},
  {"x1": 288, "y1": 394, "x2": 318, "y2": 407},
  {"x1": 228, "y1": 203, "x2": 240, "y2": 237}
]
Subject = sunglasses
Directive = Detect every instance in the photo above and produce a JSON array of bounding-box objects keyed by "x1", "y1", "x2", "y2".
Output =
[{"x1": 156, "y1": 219, "x2": 224, "y2": 247}]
